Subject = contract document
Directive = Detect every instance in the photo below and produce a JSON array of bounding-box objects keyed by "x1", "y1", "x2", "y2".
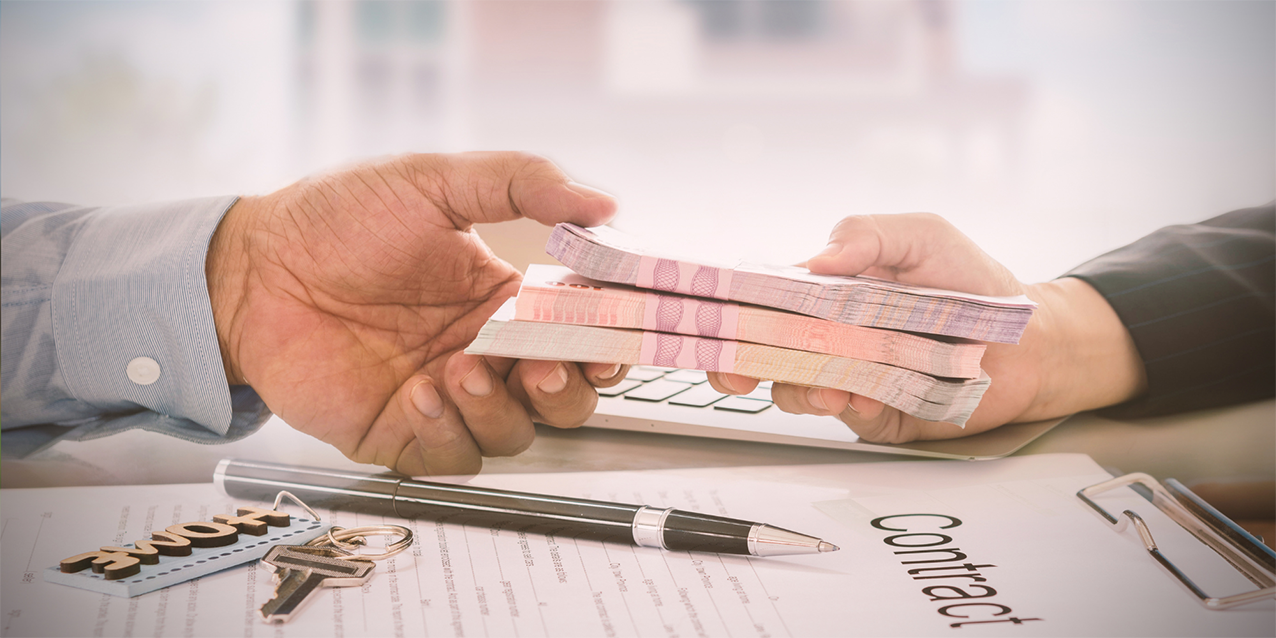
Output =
[{"x1": 2, "y1": 454, "x2": 1270, "y2": 637}]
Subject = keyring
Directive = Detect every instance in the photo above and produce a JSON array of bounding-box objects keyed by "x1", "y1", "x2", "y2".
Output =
[
  {"x1": 307, "y1": 525, "x2": 413, "y2": 561},
  {"x1": 325, "y1": 528, "x2": 366, "y2": 552}
]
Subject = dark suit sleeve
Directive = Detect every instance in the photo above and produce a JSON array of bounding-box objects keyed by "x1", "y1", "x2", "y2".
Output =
[{"x1": 1063, "y1": 203, "x2": 1275, "y2": 418}]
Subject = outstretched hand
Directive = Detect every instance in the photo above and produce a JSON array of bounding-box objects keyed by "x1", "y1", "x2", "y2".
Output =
[
  {"x1": 708, "y1": 214, "x2": 1147, "y2": 444},
  {"x1": 205, "y1": 152, "x2": 627, "y2": 475}
]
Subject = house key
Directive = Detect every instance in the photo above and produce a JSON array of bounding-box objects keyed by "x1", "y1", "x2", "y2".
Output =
[{"x1": 259, "y1": 545, "x2": 375, "y2": 623}]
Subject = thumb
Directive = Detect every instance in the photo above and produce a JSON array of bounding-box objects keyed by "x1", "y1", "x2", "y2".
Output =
[
  {"x1": 805, "y1": 213, "x2": 1022, "y2": 297},
  {"x1": 408, "y1": 151, "x2": 617, "y2": 229}
]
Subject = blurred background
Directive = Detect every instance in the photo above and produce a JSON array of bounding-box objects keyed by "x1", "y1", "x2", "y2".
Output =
[{"x1": 2, "y1": 0, "x2": 1272, "y2": 282}]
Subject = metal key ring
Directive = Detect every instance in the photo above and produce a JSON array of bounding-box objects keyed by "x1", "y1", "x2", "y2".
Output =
[
  {"x1": 307, "y1": 525, "x2": 413, "y2": 561},
  {"x1": 325, "y1": 528, "x2": 366, "y2": 552}
]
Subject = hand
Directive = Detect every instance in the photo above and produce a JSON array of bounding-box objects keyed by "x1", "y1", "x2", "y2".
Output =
[
  {"x1": 205, "y1": 152, "x2": 629, "y2": 475},
  {"x1": 708, "y1": 213, "x2": 1147, "y2": 443}
]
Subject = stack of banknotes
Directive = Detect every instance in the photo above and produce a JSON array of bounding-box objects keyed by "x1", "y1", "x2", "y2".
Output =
[{"x1": 466, "y1": 224, "x2": 1038, "y2": 426}]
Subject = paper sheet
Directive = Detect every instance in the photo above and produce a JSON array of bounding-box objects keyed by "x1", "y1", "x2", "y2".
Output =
[{"x1": 2, "y1": 454, "x2": 1271, "y2": 637}]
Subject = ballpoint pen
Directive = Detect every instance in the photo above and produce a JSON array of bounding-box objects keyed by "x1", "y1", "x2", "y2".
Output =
[{"x1": 215, "y1": 458, "x2": 839, "y2": 557}]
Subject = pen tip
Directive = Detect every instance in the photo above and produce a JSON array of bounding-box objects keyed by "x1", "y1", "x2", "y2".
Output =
[{"x1": 818, "y1": 541, "x2": 839, "y2": 553}]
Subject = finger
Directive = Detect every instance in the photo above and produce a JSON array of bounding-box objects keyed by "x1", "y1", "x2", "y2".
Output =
[
  {"x1": 356, "y1": 375, "x2": 482, "y2": 477},
  {"x1": 836, "y1": 404, "x2": 912, "y2": 444},
  {"x1": 804, "y1": 213, "x2": 1020, "y2": 296},
  {"x1": 769, "y1": 383, "x2": 849, "y2": 416},
  {"x1": 849, "y1": 394, "x2": 887, "y2": 419},
  {"x1": 507, "y1": 359, "x2": 598, "y2": 429},
  {"x1": 583, "y1": 362, "x2": 629, "y2": 387},
  {"x1": 838, "y1": 401, "x2": 969, "y2": 444},
  {"x1": 410, "y1": 152, "x2": 617, "y2": 229},
  {"x1": 442, "y1": 352, "x2": 537, "y2": 457},
  {"x1": 706, "y1": 372, "x2": 759, "y2": 395}
]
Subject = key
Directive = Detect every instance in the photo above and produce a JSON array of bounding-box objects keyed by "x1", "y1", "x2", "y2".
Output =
[
  {"x1": 713, "y1": 396, "x2": 772, "y2": 413},
  {"x1": 623, "y1": 379, "x2": 692, "y2": 402},
  {"x1": 259, "y1": 545, "x2": 375, "y2": 623}
]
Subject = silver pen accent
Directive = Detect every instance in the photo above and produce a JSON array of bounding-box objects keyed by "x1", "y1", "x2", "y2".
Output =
[
  {"x1": 748, "y1": 524, "x2": 840, "y2": 556},
  {"x1": 632, "y1": 506, "x2": 674, "y2": 549}
]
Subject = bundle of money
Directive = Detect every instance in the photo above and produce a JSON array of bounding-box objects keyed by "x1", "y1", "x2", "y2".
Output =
[
  {"x1": 546, "y1": 223, "x2": 1035, "y2": 344},
  {"x1": 516, "y1": 264, "x2": 987, "y2": 380},
  {"x1": 468, "y1": 300, "x2": 990, "y2": 425}
]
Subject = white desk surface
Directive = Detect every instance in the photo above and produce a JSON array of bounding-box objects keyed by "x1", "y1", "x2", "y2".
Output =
[{"x1": 4, "y1": 399, "x2": 1271, "y2": 490}]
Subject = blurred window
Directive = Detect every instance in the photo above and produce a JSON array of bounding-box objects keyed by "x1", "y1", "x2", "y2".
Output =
[
  {"x1": 357, "y1": 1, "x2": 396, "y2": 44},
  {"x1": 759, "y1": 0, "x2": 824, "y2": 39},
  {"x1": 685, "y1": 0, "x2": 827, "y2": 41},
  {"x1": 406, "y1": 0, "x2": 447, "y2": 44},
  {"x1": 297, "y1": 1, "x2": 317, "y2": 47}
]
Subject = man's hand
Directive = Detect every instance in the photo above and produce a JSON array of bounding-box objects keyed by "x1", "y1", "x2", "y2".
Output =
[
  {"x1": 708, "y1": 213, "x2": 1148, "y2": 444},
  {"x1": 205, "y1": 152, "x2": 627, "y2": 475}
]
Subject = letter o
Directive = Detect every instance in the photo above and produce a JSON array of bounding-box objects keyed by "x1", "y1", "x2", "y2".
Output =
[
  {"x1": 166, "y1": 522, "x2": 239, "y2": 547},
  {"x1": 884, "y1": 532, "x2": 952, "y2": 547},
  {"x1": 938, "y1": 602, "x2": 1013, "y2": 618},
  {"x1": 871, "y1": 513, "x2": 962, "y2": 532}
]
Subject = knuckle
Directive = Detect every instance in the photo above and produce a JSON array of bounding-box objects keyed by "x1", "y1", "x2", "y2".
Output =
[
  {"x1": 473, "y1": 417, "x2": 536, "y2": 457},
  {"x1": 424, "y1": 442, "x2": 482, "y2": 476},
  {"x1": 506, "y1": 431, "x2": 537, "y2": 456},
  {"x1": 481, "y1": 436, "x2": 533, "y2": 458},
  {"x1": 420, "y1": 423, "x2": 470, "y2": 456},
  {"x1": 537, "y1": 391, "x2": 597, "y2": 429},
  {"x1": 829, "y1": 215, "x2": 869, "y2": 237},
  {"x1": 839, "y1": 409, "x2": 889, "y2": 442},
  {"x1": 912, "y1": 211, "x2": 953, "y2": 233},
  {"x1": 768, "y1": 386, "x2": 804, "y2": 412},
  {"x1": 507, "y1": 150, "x2": 546, "y2": 168},
  {"x1": 497, "y1": 152, "x2": 550, "y2": 182},
  {"x1": 406, "y1": 152, "x2": 450, "y2": 180},
  {"x1": 591, "y1": 364, "x2": 630, "y2": 388}
]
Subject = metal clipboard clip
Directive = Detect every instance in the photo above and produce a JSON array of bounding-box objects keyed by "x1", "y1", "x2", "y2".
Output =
[{"x1": 1078, "y1": 473, "x2": 1276, "y2": 610}]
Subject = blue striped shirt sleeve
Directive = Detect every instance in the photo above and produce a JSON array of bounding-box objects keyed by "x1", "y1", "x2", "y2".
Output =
[{"x1": 1, "y1": 197, "x2": 271, "y2": 457}]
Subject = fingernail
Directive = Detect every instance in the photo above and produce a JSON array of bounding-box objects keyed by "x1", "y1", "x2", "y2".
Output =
[
  {"x1": 460, "y1": 361, "x2": 493, "y2": 397},
  {"x1": 816, "y1": 242, "x2": 843, "y2": 258},
  {"x1": 807, "y1": 387, "x2": 829, "y2": 411},
  {"x1": 844, "y1": 401, "x2": 861, "y2": 416},
  {"x1": 538, "y1": 363, "x2": 570, "y2": 394},
  {"x1": 718, "y1": 373, "x2": 739, "y2": 394},
  {"x1": 599, "y1": 363, "x2": 622, "y2": 380},
  {"x1": 411, "y1": 380, "x2": 445, "y2": 418},
  {"x1": 565, "y1": 181, "x2": 613, "y2": 200}
]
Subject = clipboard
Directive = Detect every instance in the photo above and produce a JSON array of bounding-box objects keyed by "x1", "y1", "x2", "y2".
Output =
[{"x1": 1078, "y1": 473, "x2": 1276, "y2": 610}]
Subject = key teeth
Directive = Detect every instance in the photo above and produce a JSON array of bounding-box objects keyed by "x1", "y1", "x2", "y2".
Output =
[{"x1": 257, "y1": 546, "x2": 377, "y2": 624}]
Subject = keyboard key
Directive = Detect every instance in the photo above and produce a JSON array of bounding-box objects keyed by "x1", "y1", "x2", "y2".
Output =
[
  {"x1": 597, "y1": 379, "x2": 643, "y2": 397},
  {"x1": 714, "y1": 396, "x2": 772, "y2": 413},
  {"x1": 663, "y1": 370, "x2": 707, "y2": 384},
  {"x1": 739, "y1": 386, "x2": 773, "y2": 401},
  {"x1": 623, "y1": 380, "x2": 693, "y2": 402},
  {"x1": 667, "y1": 384, "x2": 728, "y2": 407},
  {"x1": 625, "y1": 367, "x2": 668, "y2": 382}
]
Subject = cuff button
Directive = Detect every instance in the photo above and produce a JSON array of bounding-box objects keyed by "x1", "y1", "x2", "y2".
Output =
[{"x1": 126, "y1": 356, "x2": 162, "y2": 385}]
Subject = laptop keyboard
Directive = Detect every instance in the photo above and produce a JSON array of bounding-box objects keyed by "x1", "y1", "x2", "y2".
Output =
[{"x1": 597, "y1": 366, "x2": 774, "y2": 414}]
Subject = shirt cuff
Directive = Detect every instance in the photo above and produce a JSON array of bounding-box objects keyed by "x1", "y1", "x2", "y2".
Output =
[{"x1": 51, "y1": 196, "x2": 242, "y2": 437}]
